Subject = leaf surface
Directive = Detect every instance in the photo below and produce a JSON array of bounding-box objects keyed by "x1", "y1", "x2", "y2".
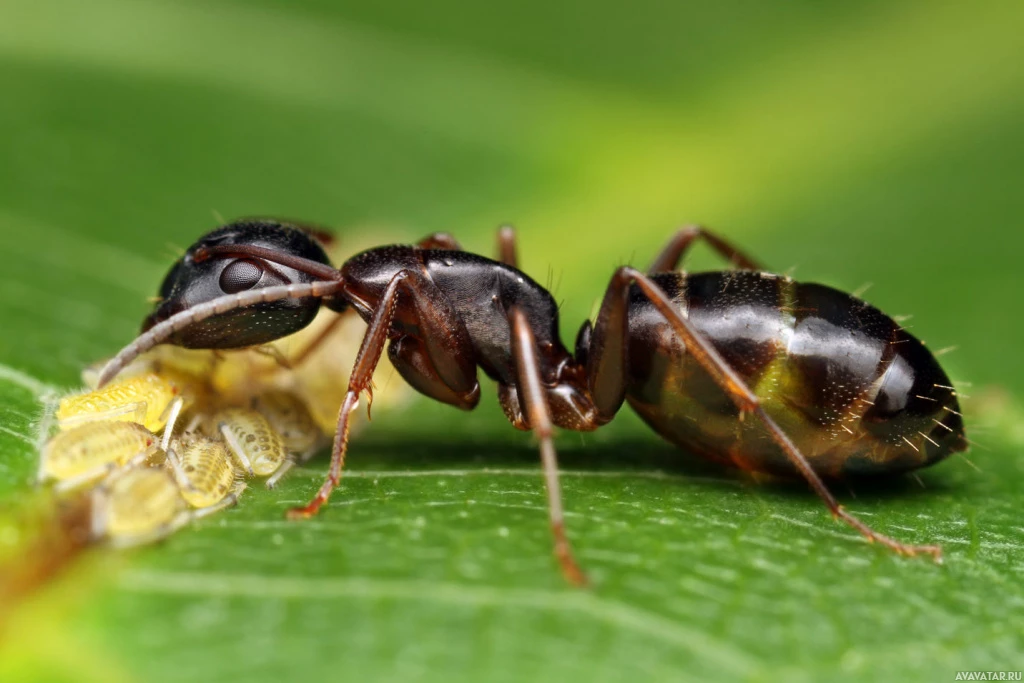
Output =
[{"x1": 0, "y1": 1, "x2": 1022, "y2": 681}]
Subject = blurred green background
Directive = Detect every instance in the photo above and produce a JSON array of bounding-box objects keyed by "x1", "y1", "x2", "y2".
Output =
[{"x1": 0, "y1": 0, "x2": 1022, "y2": 681}]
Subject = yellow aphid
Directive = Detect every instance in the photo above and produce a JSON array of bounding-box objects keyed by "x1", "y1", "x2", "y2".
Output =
[
  {"x1": 92, "y1": 465, "x2": 243, "y2": 548},
  {"x1": 79, "y1": 348, "x2": 215, "y2": 422},
  {"x1": 167, "y1": 435, "x2": 242, "y2": 508},
  {"x1": 253, "y1": 390, "x2": 322, "y2": 453},
  {"x1": 92, "y1": 467, "x2": 187, "y2": 547},
  {"x1": 212, "y1": 408, "x2": 288, "y2": 477},
  {"x1": 39, "y1": 421, "x2": 159, "y2": 489},
  {"x1": 57, "y1": 373, "x2": 183, "y2": 433},
  {"x1": 146, "y1": 345, "x2": 220, "y2": 380},
  {"x1": 210, "y1": 346, "x2": 292, "y2": 405}
]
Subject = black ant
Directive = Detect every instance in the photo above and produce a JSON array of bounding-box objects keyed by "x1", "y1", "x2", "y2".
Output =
[{"x1": 97, "y1": 219, "x2": 967, "y2": 585}]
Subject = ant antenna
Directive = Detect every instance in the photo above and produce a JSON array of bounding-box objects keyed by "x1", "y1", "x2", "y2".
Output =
[
  {"x1": 194, "y1": 244, "x2": 341, "y2": 281},
  {"x1": 96, "y1": 279, "x2": 346, "y2": 388}
]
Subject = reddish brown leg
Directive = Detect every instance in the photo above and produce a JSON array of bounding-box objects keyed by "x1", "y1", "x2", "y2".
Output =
[
  {"x1": 648, "y1": 225, "x2": 764, "y2": 273},
  {"x1": 417, "y1": 232, "x2": 463, "y2": 250},
  {"x1": 508, "y1": 308, "x2": 587, "y2": 585},
  {"x1": 496, "y1": 224, "x2": 518, "y2": 267},
  {"x1": 589, "y1": 266, "x2": 943, "y2": 561},
  {"x1": 286, "y1": 309, "x2": 354, "y2": 368},
  {"x1": 288, "y1": 269, "x2": 479, "y2": 518},
  {"x1": 249, "y1": 344, "x2": 293, "y2": 369}
]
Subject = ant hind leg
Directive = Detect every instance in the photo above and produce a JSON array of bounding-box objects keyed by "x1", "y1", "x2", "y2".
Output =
[
  {"x1": 417, "y1": 233, "x2": 463, "y2": 250},
  {"x1": 648, "y1": 225, "x2": 764, "y2": 273},
  {"x1": 590, "y1": 266, "x2": 942, "y2": 561},
  {"x1": 496, "y1": 225, "x2": 518, "y2": 267}
]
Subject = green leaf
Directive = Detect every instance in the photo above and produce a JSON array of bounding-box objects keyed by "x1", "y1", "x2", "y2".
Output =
[{"x1": 1, "y1": 1, "x2": 1023, "y2": 681}]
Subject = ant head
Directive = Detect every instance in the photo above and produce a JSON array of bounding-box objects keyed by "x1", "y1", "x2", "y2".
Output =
[{"x1": 143, "y1": 219, "x2": 338, "y2": 349}]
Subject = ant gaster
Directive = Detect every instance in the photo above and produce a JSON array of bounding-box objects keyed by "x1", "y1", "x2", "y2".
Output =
[{"x1": 97, "y1": 219, "x2": 967, "y2": 584}]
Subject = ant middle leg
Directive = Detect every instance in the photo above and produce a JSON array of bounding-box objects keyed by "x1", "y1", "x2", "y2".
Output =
[
  {"x1": 288, "y1": 269, "x2": 479, "y2": 519},
  {"x1": 418, "y1": 226, "x2": 518, "y2": 267},
  {"x1": 508, "y1": 307, "x2": 586, "y2": 585},
  {"x1": 417, "y1": 233, "x2": 463, "y2": 250},
  {"x1": 588, "y1": 266, "x2": 943, "y2": 561},
  {"x1": 648, "y1": 225, "x2": 764, "y2": 273}
]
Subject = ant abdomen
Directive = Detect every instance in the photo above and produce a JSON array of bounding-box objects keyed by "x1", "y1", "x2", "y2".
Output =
[{"x1": 625, "y1": 271, "x2": 966, "y2": 478}]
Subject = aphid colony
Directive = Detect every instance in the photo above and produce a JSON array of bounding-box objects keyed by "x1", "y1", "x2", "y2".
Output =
[
  {"x1": 34, "y1": 294, "x2": 410, "y2": 549},
  {"x1": 35, "y1": 345, "x2": 315, "y2": 547}
]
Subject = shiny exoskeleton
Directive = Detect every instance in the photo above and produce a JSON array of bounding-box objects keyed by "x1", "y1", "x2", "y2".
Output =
[
  {"x1": 624, "y1": 271, "x2": 965, "y2": 479},
  {"x1": 96, "y1": 219, "x2": 967, "y2": 584}
]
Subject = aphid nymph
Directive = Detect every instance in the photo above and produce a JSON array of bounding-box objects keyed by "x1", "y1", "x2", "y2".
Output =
[
  {"x1": 57, "y1": 373, "x2": 186, "y2": 452},
  {"x1": 91, "y1": 466, "x2": 241, "y2": 548},
  {"x1": 39, "y1": 421, "x2": 161, "y2": 491},
  {"x1": 165, "y1": 433, "x2": 246, "y2": 508},
  {"x1": 210, "y1": 407, "x2": 289, "y2": 480}
]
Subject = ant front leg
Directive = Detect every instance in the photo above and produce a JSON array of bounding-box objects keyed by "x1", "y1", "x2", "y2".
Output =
[
  {"x1": 508, "y1": 308, "x2": 587, "y2": 586},
  {"x1": 288, "y1": 269, "x2": 479, "y2": 519},
  {"x1": 588, "y1": 266, "x2": 943, "y2": 561},
  {"x1": 648, "y1": 225, "x2": 764, "y2": 273}
]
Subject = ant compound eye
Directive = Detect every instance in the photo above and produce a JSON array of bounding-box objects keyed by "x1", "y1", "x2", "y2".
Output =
[
  {"x1": 141, "y1": 220, "x2": 333, "y2": 346},
  {"x1": 219, "y1": 259, "x2": 264, "y2": 294}
]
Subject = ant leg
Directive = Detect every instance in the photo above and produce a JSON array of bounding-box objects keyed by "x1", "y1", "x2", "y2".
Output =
[
  {"x1": 288, "y1": 269, "x2": 479, "y2": 518},
  {"x1": 648, "y1": 225, "x2": 764, "y2": 273},
  {"x1": 249, "y1": 345, "x2": 293, "y2": 369},
  {"x1": 592, "y1": 266, "x2": 943, "y2": 561},
  {"x1": 417, "y1": 232, "x2": 463, "y2": 250},
  {"x1": 280, "y1": 308, "x2": 356, "y2": 368},
  {"x1": 509, "y1": 308, "x2": 587, "y2": 586},
  {"x1": 419, "y1": 226, "x2": 517, "y2": 266},
  {"x1": 496, "y1": 224, "x2": 518, "y2": 267}
]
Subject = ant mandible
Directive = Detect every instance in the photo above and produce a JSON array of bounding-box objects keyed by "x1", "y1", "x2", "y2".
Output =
[{"x1": 97, "y1": 219, "x2": 967, "y2": 585}]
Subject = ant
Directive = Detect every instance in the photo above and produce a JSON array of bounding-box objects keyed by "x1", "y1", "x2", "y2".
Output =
[{"x1": 96, "y1": 219, "x2": 967, "y2": 585}]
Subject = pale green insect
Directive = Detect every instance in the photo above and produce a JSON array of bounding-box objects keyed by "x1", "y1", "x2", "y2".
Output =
[
  {"x1": 56, "y1": 372, "x2": 187, "y2": 453},
  {"x1": 252, "y1": 390, "x2": 321, "y2": 453},
  {"x1": 252, "y1": 390, "x2": 324, "y2": 488},
  {"x1": 211, "y1": 407, "x2": 289, "y2": 480},
  {"x1": 166, "y1": 434, "x2": 246, "y2": 508},
  {"x1": 39, "y1": 421, "x2": 161, "y2": 491},
  {"x1": 91, "y1": 466, "x2": 241, "y2": 548}
]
